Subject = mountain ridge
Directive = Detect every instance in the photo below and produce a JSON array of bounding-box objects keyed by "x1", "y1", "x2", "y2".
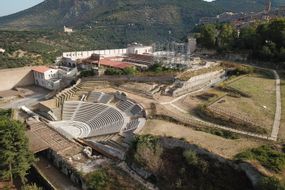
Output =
[{"x1": 0, "y1": 0, "x2": 273, "y2": 30}]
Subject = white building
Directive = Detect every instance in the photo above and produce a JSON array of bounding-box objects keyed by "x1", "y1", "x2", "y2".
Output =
[
  {"x1": 188, "y1": 38, "x2": 197, "y2": 54},
  {"x1": 127, "y1": 43, "x2": 153, "y2": 55},
  {"x1": 32, "y1": 66, "x2": 77, "y2": 90},
  {"x1": 64, "y1": 26, "x2": 73, "y2": 33},
  {"x1": 62, "y1": 43, "x2": 153, "y2": 61},
  {"x1": 0, "y1": 48, "x2": 5, "y2": 53}
]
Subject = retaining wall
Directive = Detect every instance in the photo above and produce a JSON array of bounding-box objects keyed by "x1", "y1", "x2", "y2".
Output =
[{"x1": 0, "y1": 67, "x2": 34, "y2": 91}]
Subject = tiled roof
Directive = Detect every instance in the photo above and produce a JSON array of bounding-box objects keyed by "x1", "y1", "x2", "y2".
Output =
[
  {"x1": 100, "y1": 59, "x2": 131, "y2": 69},
  {"x1": 32, "y1": 66, "x2": 50, "y2": 73}
]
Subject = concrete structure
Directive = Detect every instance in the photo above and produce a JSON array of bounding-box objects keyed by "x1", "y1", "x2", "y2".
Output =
[
  {"x1": 62, "y1": 44, "x2": 153, "y2": 61},
  {"x1": 50, "y1": 91, "x2": 146, "y2": 138},
  {"x1": 127, "y1": 43, "x2": 153, "y2": 55},
  {"x1": 265, "y1": 0, "x2": 272, "y2": 13},
  {"x1": 32, "y1": 66, "x2": 77, "y2": 90},
  {"x1": 64, "y1": 26, "x2": 73, "y2": 33},
  {"x1": 173, "y1": 70, "x2": 226, "y2": 97},
  {"x1": 0, "y1": 67, "x2": 34, "y2": 91},
  {"x1": 188, "y1": 38, "x2": 197, "y2": 54},
  {"x1": 63, "y1": 49, "x2": 128, "y2": 61}
]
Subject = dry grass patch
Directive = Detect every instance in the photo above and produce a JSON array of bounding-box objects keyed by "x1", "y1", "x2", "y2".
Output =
[
  {"x1": 208, "y1": 73, "x2": 276, "y2": 134},
  {"x1": 140, "y1": 119, "x2": 263, "y2": 159}
]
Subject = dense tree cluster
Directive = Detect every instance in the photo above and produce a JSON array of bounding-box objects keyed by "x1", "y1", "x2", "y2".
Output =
[
  {"x1": 196, "y1": 18, "x2": 285, "y2": 64},
  {"x1": 104, "y1": 67, "x2": 137, "y2": 76},
  {"x1": 0, "y1": 110, "x2": 34, "y2": 185}
]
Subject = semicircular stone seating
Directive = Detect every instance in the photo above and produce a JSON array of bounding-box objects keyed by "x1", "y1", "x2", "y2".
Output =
[{"x1": 51, "y1": 101, "x2": 127, "y2": 138}]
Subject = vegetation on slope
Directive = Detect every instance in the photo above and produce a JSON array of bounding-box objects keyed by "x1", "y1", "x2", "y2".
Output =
[
  {"x1": 127, "y1": 135, "x2": 253, "y2": 190},
  {"x1": 0, "y1": 111, "x2": 34, "y2": 185},
  {"x1": 85, "y1": 166, "x2": 145, "y2": 190},
  {"x1": 196, "y1": 18, "x2": 285, "y2": 67},
  {"x1": 235, "y1": 145, "x2": 285, "y2": 172},
  {"x1": 0, "y1": 0, "x2": 243, "y2": 30},
  {"x1": 235, "y1": 145, "x2": 285, "y2": 189},
  {"x1": 0, "y1": 0, "x2": 281, "y2": 69}
]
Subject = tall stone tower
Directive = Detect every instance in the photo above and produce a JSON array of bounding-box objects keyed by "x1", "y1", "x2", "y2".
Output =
[{"x1": 265, "y1": 0, "x2": 272, "y2": 13}]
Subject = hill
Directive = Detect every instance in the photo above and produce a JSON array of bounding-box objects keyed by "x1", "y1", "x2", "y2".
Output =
[
  {"x1": 0, "y1": 0, "x2": 272, "y2": 31},
  {"x1": 0, "y1": 0, "x2": 281, "y2": 69}
]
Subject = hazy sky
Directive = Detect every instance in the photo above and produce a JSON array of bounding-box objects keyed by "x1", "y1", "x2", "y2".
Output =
[{"x1": 0, "y1": 0, "x2": 44, "y2": 17}]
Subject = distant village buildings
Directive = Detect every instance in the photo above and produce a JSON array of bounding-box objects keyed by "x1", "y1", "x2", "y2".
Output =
[
  {"x1": 198, "y1": 1, "x2": 285, "y2": 28},
  {"x1": 64, "y1": 26, "x2": 73, "y2": 33},
  {"x1": 0, "y1": 48, "x2": 5, "y2": 53}
]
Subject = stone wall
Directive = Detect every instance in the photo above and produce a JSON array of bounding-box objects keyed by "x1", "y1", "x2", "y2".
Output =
[
  {"x1": 173, "y1": 70, "x2": 225, "y2": 97},
  {"x1": 0, "y1": 67, "x2": 34, "y2": 91},
  {"x1": 63, "y1": 49, "x2": 128, "y2": 60}
]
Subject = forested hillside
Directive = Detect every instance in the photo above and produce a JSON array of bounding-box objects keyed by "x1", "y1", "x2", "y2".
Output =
[
  {"x1": 196, "y1": 18, "x2": 285, "y2": 67},
  {"x1": 0, "y1": 0, "x2": 274, "y2": 31},
  {"x1": 0, "y1": 0, "x2": 282, "y2": 69}
]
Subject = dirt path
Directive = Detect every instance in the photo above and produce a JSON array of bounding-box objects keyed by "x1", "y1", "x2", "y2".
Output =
[{"x1": 271, "y1": 70, "x2": 282, "y2": 141}]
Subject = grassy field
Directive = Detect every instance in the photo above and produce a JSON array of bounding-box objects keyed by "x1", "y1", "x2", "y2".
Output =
[{"x1": 208, "y1": 72, "x2": 276, "y2": 133}]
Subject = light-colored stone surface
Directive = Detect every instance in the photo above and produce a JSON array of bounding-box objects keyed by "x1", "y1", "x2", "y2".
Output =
[
  {"x1": 271, "y1": 70, "x2": 281, "y2": 140},
  {"x1": 0, "y1": 67, "x2": 34, "y2": 91}
]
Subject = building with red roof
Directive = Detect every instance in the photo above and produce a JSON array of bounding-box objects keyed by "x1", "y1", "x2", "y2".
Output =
[
  {"x1": 32, "y1": 66, "x2": 77, "y2": 90},
  {"x1": 32, "y1": 66, "x2": 50, "y2": 73},
  {"x1": 99, "y1": 59, "x2": 131, "y2": 69}
]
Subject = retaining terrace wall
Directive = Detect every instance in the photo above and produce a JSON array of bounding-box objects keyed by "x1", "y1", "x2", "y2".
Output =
[
  {"x1": 0, "y1": 67, "x2": 34, "y2": 91},
  {"x1": 173, "y1": 70, "x2": 225, "y2": 97}
]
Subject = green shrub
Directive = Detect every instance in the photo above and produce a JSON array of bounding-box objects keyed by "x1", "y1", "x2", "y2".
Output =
[
  {"x1": 257, "y1": 176, "x2": 285, "y2": 190},
  {"x1": 183, "y1": 149, "x2": 209, "y2": 174},
  {"x1": 122, "y1": 67, "x2": 138, "y2": 75},
  {"x1": 104, "y1": 68, "x2": 123, "y2": 75},
  {"x1": 235, "y1": 145, "x2": 285, "y2": 172},
  {"x1": 136, "y1": 135, "x2": 160, "y2": 151},
  {"x1": 85, "y1": 169, "x2": 108, "y2": 190},
  {"x1": 0, "y1": 109, "x2": 12, "y2": 118},
  {"x1": 22, "y1": 184, "x2": 43, "y2": 190},
  {"x1": 183, "y1": 149, "x2": 199, "y2": 166},
  {"x1": 80, "y1": 70, "x2": 95, "y2": 77}
]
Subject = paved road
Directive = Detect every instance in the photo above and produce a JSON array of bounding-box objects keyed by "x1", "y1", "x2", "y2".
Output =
[
  {"x1": 1, "y1": 94, "x2": 47, "y2": 109},
  {"x1": 270, "y1": 70, "x2": 282, "y2": 141}
]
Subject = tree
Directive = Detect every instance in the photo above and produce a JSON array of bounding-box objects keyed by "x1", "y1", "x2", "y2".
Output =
[
  {"x1": 183, "y1": 149, "x2": 199, "y2": 165},
  {"x1": 104, "y1": 68, "x2": 123, "y2": 75},
  {"x1": 86, "y1": 169, "x2": 108, "y2": 190},
  {"x1": 197, "y1": 24, "x2": 218, "y2": 48},
  {"x1": 22, "y1": 184, "x2": 43, "y2": 190},
  {"x1": 257, "y1": 177, "x2": 285, "y2": 190},
  {"x1": 217, "y1": 24, "x2": 237, "y2": 50},
  {"x1": 122, "y1": 67, "x2": 137, "y2": 75},
  {"x1": 238, "y1": 26, "x2": 258, "y2": 49},
  {"x1": 0, "y1": 117, "x2": 34, "y2": 184},
  {"x1": 267, "y1": 19, "x2": 285, "y2": 48}
]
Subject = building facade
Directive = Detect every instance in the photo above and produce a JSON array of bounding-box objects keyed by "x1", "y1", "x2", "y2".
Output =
[{"x1": 32, "y1": 66, "x2": 77, "y2": 90}]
